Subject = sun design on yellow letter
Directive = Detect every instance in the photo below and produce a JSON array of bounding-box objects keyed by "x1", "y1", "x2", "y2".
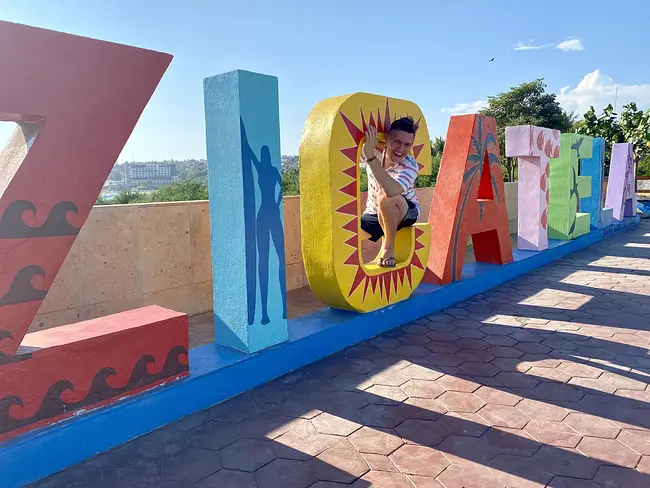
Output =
[{"x1": 300, "y1": 93, "x2": 431, "y2": 313}]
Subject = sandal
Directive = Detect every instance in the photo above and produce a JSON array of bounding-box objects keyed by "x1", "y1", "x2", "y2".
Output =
[{"x1": 380, "y1": 256, "x2": 396, "y2": 268}]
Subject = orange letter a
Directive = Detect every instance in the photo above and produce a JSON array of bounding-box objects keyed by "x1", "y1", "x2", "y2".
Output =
[{"x1": 425, "y1": 114, "x2": 513, "y2": 284}]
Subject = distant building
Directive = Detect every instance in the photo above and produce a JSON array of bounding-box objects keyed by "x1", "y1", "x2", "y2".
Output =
[{"x1": 124, "y1": 162, "x2": 177, "y2": 189}]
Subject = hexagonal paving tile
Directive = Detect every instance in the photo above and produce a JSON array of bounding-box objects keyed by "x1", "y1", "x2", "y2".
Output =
[
  {"x1": 568, "y1": 377, "x2": 617, "y2": 394},
  {"x1": 370, "y1": 369, "x2": 412, "y2": 387},
  {"x1": 531, "y1": 445, "x2": 600, "y2": 479},
  {"x1": 427, "y1": 341, "x2": 462, "y2": 354},
  {"x1": 457, "y1": 349, "x2": 495, "y2": 363},
  {"x1": 488, "y1": 454, "x2": 553, "y2": 487},
  {"x1": 577, "y1": 437, "x2": 641, "y2": 468},
  {"x1": 273, "y1": 421, "x2": 330, "y2": 460},
  {"x1": 352, "y1": 471, "x2": 417, "y2": 487},
  {"x1": 436, "y1": 462, "x2": 504, "y2": 488},
  {"x1": 459, "y1": 361, "x2": 500, "y2": 377},
  {"x1": 478, "y1": 404, "x2": 530, "y2": 429},
  {"x1": 438, "y1": 412, "x2": 489, "y2": 437},
  {"x1": 455, "y1": 338, "x2": 489, "y2": 351},
  {"x1": 220, "y1": 439, "x2": 275, "y2": 472},
  {"x1": 515, "y1": 342, "x2": 552, "y2": 354},
  {"x1": 427, "y1": 353, "x2": 464, "y2": 367},
  {"x1": 360, "y1": 453, "x2": 399, "y2": 472},
  {"x1": 545, "y1": 477, "x2": 601, "y2": 488},
  {"x1": 483, "y1": 427, "x2": 540, "y2": 456},
  {"x1": 594, "y1": 465, "x2": 650, "y2": 488},
  {"x1": 196, "y1": 469, "x2": 256, "y2": 488},
  {"x1": 602, "y1": 371, "x2": 647, "y2": 390},
  {"x1": 355, "y1": 404, "x2": 406, "y2": 428},
  {"x1": 389, "y1": 445, "x2": 450, "y2": 478},
  {"x1": 395, "y1": 344, "x2": 430, "y2": 358},
  {"x1": 486, "y1": 345, "x2": 524, "y2": 358},
  {"x1": 494, "y1": 372, "x2": 540, "y2": 389},
  {"x1": 564, "y1": 412, "x2": 621, "y2": 438},
  {"x1": 162, "y1": 447, "x2": 221, "y2": 484},
  {"x1": 255, "y1": 458, "x2": 316, "y2": 488},
  {"x1": 436, "y1": 375, "x2": 480, "y2": 392},
  {"x1": 618, "y1": 429, "x2": 650, "y2": 455},
  {"x1": 312, "y1": 412, "x2": 361, "y2": 436},
  {"x1": 134, "y1": 427, "x2": 189, "y2": 459},
  {"x1": 400, "y1": 379, "x2": 445, "y2": 399},
  {"x1": 332, "y1": 373, "x2": 373, "y2": 392},
  {"x1": 557, "y1": 361, "x2": 603, "y2": 379},
  {"x1": 474, "y1": 386, "x2": 521, "y2": 406},
  {"x1": 210, "y1": 394, "x2": 258, "y2": 423},
  {"x1": 527, "y1": 366, "x2": 572, "y2": 383},
  {"x1": 426, "y1": 331, "x2": 458, "y2": 342},
  {"x1": 364, "y1": 385, "x2": 407, "y2": 405},
  {"x1": 483, "y1": 335, "x2": 518, "y2": 347},
  {"x1": 239, "y1": 413, "x2": 294, "y2": 440},
  {"x1": 326, "y1": 391, "x2": 369, "y2": 415},
  {"x1": 401, "y1": 363, "x2": 444, "y2": 381},
  {"x1": 95, "y1": 458, "x2": 164, "y2": 488},
  {"x1": 167, "y1": 410, "x2": 211, "y2": 432},
  {"x1": 399, "y1": 334, "x2": 431, "y2": 346},
  {"x1": 395, "y1": 419, "x2": 448, "y2": 447},
  {"x1": 348, "y1": 426, "x2": 404, "y2": 455},
  {"x1": 516, "y1": 398, "x2": 569, "y2": 421},
  {"x1": 280, "y1": 392, "x2": 328, "y2": 419},
  {"x1": 524, "y1": 420, "x2": 582, "y2": 448},
  {"x1": 436, "y1": 435, "x2": 499, "y2": 465},
  {"x1": 399, "y1": 397, "x2": 448, "y2": 420},
  {"x1": 312, "y1": 448, "x2": 370, "y2": 484},
  {"x1": 525, "y1": 382, "x2": 584, "y2": 403},
  {"x1": 189, "y1": 421, "x2": 241, "y2": 451},
  {"x1": 438, "y1": 392, "x2": 485, "y2": 413}
]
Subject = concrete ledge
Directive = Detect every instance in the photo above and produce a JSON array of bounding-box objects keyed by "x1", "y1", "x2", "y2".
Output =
[{"x1": 0, "y1": 216, "x2": 639, "y2": 488}]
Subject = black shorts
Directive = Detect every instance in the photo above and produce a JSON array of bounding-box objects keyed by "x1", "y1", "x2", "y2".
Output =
[{"x1": 360, "y1": 197, "x2": 419, "y2": 242}]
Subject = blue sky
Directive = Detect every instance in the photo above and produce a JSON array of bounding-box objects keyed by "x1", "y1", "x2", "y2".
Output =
[{"x1": 1, "y1": 0, "x2": 650, "y2": 161}]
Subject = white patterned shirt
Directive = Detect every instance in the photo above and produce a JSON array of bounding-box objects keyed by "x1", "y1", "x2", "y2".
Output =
[{"x1": 362, "y1": 152, "x2": 420, "y2": 216}]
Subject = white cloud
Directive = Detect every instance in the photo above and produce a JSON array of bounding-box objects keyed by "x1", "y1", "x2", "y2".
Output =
[
  {"x1": 557, "y1": 69, "x2": 650, "y2": 115},
  {"x1": 556, "y1": 38, "x2": 585, "y2": 52},
  {"x1": 441, "y1": 99, "x2": 488, "y2": 115},
  {"x1": 512, "y1": 41, "x2": 552, "y2": 51}
]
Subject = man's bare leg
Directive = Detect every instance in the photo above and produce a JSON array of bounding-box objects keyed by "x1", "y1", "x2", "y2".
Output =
[{"x1": 377, "y1": 195, "x2": 408, "y2": 267}]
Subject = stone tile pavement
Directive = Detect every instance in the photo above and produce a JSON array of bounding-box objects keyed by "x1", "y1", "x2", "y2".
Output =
[{"x1": 29, "y1": 222, "x2": 650, "y2": 487}]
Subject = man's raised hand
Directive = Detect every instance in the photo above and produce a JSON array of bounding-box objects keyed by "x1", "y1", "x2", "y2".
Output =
[{"x1": 363, "y1": 125, "x2": 378, "y2": 160}]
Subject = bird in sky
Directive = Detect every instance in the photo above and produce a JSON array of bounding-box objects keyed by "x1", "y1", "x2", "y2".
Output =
[{"x1": 489, "y1": 57, "x2": 495, "y2": 62}]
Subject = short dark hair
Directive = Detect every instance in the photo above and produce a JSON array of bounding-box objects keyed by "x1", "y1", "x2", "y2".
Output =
[{"x1": 388, "y1": 116, "x2": 416, "y2": 135}]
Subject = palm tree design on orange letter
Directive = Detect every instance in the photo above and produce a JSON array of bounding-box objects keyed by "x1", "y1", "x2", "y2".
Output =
[{"x1": 450, "y1": 116, "x2": 501, "y2": 281}]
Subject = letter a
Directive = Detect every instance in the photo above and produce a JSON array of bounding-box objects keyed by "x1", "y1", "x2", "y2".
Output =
[
  {"x1": 605, "y1": 143, "x2": 637, "y2": 221},
  {"x1": 425, "y1": 114, "x2": 513, "y2": 284}
]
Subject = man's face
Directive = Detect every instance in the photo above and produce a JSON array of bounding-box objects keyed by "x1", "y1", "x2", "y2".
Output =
[{"x1": 386, "y1": 130, "x2": 415, "y2": 163}]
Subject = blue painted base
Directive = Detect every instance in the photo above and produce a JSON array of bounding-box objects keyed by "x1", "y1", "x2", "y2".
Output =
[{"x1": 0, "y1": 216, "x2": 640, "y2": 488}]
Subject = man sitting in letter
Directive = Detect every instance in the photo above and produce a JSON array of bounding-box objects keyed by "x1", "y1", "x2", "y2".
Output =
[{"x1": 360, "y1": 116, "x2": 420, "y2": 268}]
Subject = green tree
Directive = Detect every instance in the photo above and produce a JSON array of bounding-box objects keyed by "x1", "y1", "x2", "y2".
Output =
[
  {"x1": 576, "y1": 102, "x2": 650, "y2": 175},
  {"x1": 149, "y1": 180, "x2": 208, "y2": 202},
  {"x1": 480, "y1": 79, "x2": 575, "y2": 182},
  {"x1": 282, "y1": 168, "x2": 300, "y2": 196},
  {"x1": 111, "y1": 190, "x2": 148, "y2": 205}
]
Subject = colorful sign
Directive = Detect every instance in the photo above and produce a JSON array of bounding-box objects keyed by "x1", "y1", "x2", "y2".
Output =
[
  {"x1": 605, "y1": 143, "x2": 637, "y2": 221},
  {"x1": 203, "y1": 70, "x2": 288, "y2": 353},
  {"x1": 548, "y1": 134, "x2": 594, "y2": 240},
  {"x1": 300, "y1": 94, "x2": 431, "y2": 312},
  {"x1": 580, "y1": 137, "x2": 613, "y2": 228},
  {"x1": 505, "y1": 125, "x2": 560, "y2": 251},
  {"x1": 426, "y1": 114, "x2": 513, "y2": 284},
  {"x1": 0, "y1": 22, "x2": 187, "y2": 442}
]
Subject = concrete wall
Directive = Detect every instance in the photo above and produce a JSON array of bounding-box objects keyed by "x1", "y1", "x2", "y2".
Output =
[{"x1": 31, "y1": 183, "x2": 518, "y2": 332}]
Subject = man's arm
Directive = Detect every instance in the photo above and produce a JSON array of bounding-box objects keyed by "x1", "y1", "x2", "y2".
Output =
[
  {"x1": 366, "y1": 159, "x2": 405, "y2": 197},
  {"x1": 362, "y1": 126, "x2": 410, "y2": 198}
]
